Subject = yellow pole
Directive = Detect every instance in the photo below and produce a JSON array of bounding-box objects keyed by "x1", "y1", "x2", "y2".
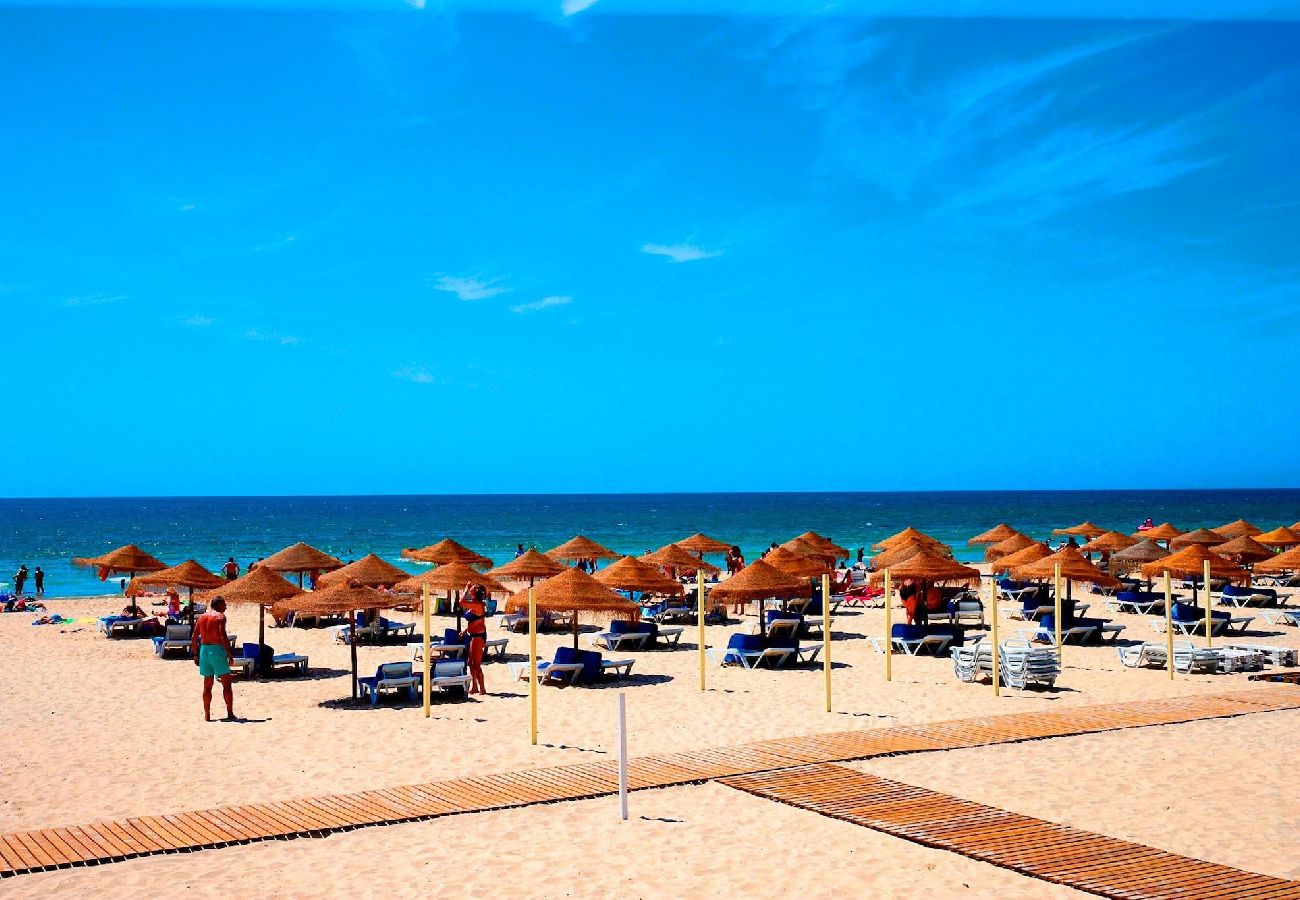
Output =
[
  {"x1": 1203, "y1": 559, "x2": 1213, "y2": 649},
  {"x1": 697, "y1": 571, "x2": 706, "y2": 692},
  {"x1": 990, "y1": 578, "x2": 1001, "y2": 697},
  {"x1": 821, "y1": 573, "x2": 831, "y2": 713},
  {"x1": 1053, "y1": 563, "x2": 1062, "y2": 654},
  {"x1": 528, "y1": 586, "x2": 538, "y2": 746},
  {"x1": 883, "y1": 569, "x2": 892, "y2": 682},
  {"x1": 422, "y1": 584, "x2": 431, "y2": 719},
  {"x1": 1164, "y1": 570, "x2": 1174, "y2": 680}
]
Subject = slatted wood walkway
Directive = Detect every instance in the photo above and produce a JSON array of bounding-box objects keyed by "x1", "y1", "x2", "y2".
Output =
[
  {"x1": 2, "y1": 685, "x2": 1298, "y2": 878},
  {"x1": 721, "y1": 763, "x2": 1300, "y2": 899}
]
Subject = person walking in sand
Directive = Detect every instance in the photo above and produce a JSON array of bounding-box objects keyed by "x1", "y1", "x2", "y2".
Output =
[
  {"x1": 33, "y1": 567, "x2": 44, "y2": 596},
  {"x1": 459, "y1": 584, "x2": 489, "y2": 695},
  {"x1": 191, "y1": 596, "x2": 237, "y2": 721}
]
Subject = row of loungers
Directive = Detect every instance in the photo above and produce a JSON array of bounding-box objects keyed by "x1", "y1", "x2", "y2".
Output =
[
  {"x1": 1117, "y1": 641, "x2": 1298, "y2": 674},
  {"x1": 359, "y1": 660, "x2": 471, "y2": 705}
]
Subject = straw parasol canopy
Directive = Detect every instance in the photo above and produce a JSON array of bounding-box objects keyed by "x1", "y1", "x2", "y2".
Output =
[
  {"x1": 194, "y1": 565, "x2": 303, "y2": 653},
  {"x1": 677, "y1": 533, "x2": 733, "y2": 555},
  {"x1": 274, "y1": 580, "x2": 404, "y2": 698},
  {"x1": 710, "y1": 559, "x2": 809, "y2": 601},
  {"x1": 1011, "y1": 546, "x2": 1120, "y2": 589},
  {"x1": 1139, "y1": 544, "x2": 1250, "y2": 585},
  {"x1": 1052, "y1": 522, "x2": 1107, "y2": 538},
  {"x1": 764, "y1": 546, "x2": 833, "y2": 579},
  {"x1": 258, "y1": 542, "x2": 344, "y2": 576},
  {"x1": 1256, "y1": 526, "x2": 1300, "y2": 549},
  {"x1": 1169, "y1": 527, "x2": 1228, "y2": 550},
  {"x1": 1212, "y1": 519, "x2": 1262, "y2": 538},
  {"x1": 1255, "y1": 545, "x2": 1300, "y2": 574},
  {"x1": 869, "y1": 539, "x2": 932, "y2": 571},
  {"x1": 870, "y1": 547, "x2": 980, "y2": 587},
  {"x1": 792, "y1": 531, "x2": 850, "y2": 559},
  {"x1": 391, "y1": 561, "x2": 509, "y2": 598},
  {"x1": 594, "y1": 557, "x2": 685, "y2": 596},
  {"x1": 984, "y1": 533, "x2": 1037, "y2": 562},
  {"x1": 316, "y1": 553, "x2": 410, "y2": 589},
  {"x1": 489, "y1": 549, "x2": 566, "y2": 583},
  {"x1": 643, "y1": 543, "x2": 721, "y2": 575},
  {"x1": 1079, "y1": 531, "x2": 1139, "y2": 554},
  {"x1": 967, "y1": 524, "x2": 1022, "y2": 547},
  {"x1": 1109, "y1": 539, "x2": 1169, "y2": 575},
  {"x1": 400, "y1": 538, "x2": 492, "y2": 570},
  {"x1": 73, "y1": 544, "x2": 167, "y2": 575},
  {"x1": 126, "y1": 559, "x2": 225, "y2": 597},
  {"x1": 871, "y1": 527, "x2": 947, "y2": 553},
  {"x1": 1293, "y1": 522, "x2": 1300, "y2": 533},
  {"x1": 546, "y1": 535, "x2": 620, "y2": 563},
  {"x1": 1132, "y1": 522, "x2": 1181, "y2": 542},
  {"x1": 779, "y1": 537, "x2": 839, "y2": 563},
  {"x1": 989, "y1": 542, "x2": 1053, "y2": 573},
  {"x1": 504, "y1": 567, "x2": 640, "y2": 648},
  {"x1": 1212, "y1": 535, "x2": 1275, "y2": 565}
]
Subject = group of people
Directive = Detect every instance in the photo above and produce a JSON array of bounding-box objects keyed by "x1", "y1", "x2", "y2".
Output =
[{"x1": 9, "y1": 565, "x2": 44, "y2": 597}]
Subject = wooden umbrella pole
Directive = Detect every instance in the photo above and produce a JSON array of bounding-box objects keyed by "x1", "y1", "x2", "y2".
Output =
[
  {"x1": 990, "y1": 579, "x2": 1000, "y2": 698},
  {"x1": 1053, "y1": 563, "x2": 1063, "y2": 654},
  {"x1": 528, "y1": 587, "x2": 538, "y2": 746},
  {"x1": 1203, "y1": 559, "x2": 1213, "y2": 648},
  {"x1": 1164, "y1": 570, "x2": 1174, "y2": 680},
  {"x1": 349, "y1": 610, "x2": 358, "y2": 700},
  {"x1": 883, "y1": 569, "x2": 892, "y2": 683},
  {"x1": 821, "y1": 573, "x2": 831, "y2": 713},
  {"x1": 422, "y1": 584, "x2": 431, "y2": 719},
  {"x1": 697, "y1": 572, "x2": 705, "y2": 692}
]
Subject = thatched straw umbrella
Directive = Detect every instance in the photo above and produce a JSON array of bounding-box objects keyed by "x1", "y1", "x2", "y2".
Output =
[
  {"x1": 1012, "y1": 546, "x2": 1119, "y2": 594},
  {"x1": 984, "y1": 533, "x2": 1036, "y2": 563},
  {"x1": 73, "y1": 544, "x2": 168, "y2": 615},
  {"x1": 1140, "y1": 544, "x2": 1249, "y2": 606},
  {"x1": 709, "y1": 559, "x2": 809, "y2": 636},
  {"x1": 967, "y1": 524, "x2": 1022, "y2": 547},
  {"x1": 490, "y1": 549, "x2": 566, "y2": 587},
  {"x1": 1213, "y1": 535, "x2": 1275, "y2": 565},
  {"x1": 871, "y1": 527, "x2": 947, "y2": 553},
  {"x1": 194, "y1": 566, "x2": 302, "y2": 668},
  {"x1": 274, "y1": 581, "x2": 400, "y2": 698},
  {"x1": 127, "y1": 559, "x2": 226, "y2": 625},
  {"x1": 989, "y1": 542, "x2": 1052, "y2": 574},
  {"x1": 1213, "y1": 519, "x2": 1262, "y2": 538},
  {"x1": 258, "y1": 542, "x2": 344, "y2": 588},
  {"x1": 677, "y1": 533, "x2": 733, "y2": 557},
  {"x1": 1256, "y1": 526, "x2": 1300, "y2": 550},
  {"x1": 1079, "y1": 531, "x2": 1138, "y2": 554},
  {"x1": 546, "y1": 535, "x2": 620, "y2": 569},
  {"x1": 595, "y1": 556, "x2": 685, "y2": 599},
  {"x1": 1169, "y1": 527, "x2": 1228, "y2": 550},
  {"x1": 1052, "y1": 522, "x2": 1107, "y2": 539},
  {"x1": 393, "y1": 561, "x2": 508, "y2": 598},
  {"x1": 643, "y1": 543, "x2": 721, "y2": 577},
  {"x1": 1110, "y1": 539, "x2": 1169, "y2": 587},
  {"x1": 1255, "y1": 545, "x2": 1300, "y2": 575},
  {"x1": 779, "y1": 537, "x2": 839, "y2": 563},
  {"x1": 869, "y1": 548, "x2": 980, "y2": 625},
  {"x1": 504, "y1": 567, "x2": 639, "y2": 649},
  {"x1": 1293, "y1": 521, "x2": 1300, "y2": 533},
  {"x1": 1131, "y1": 522, "x2": 1181, "y2": 547},
  {"x1": 765, "y1": 546, "x2": 833, "y2": 579},
  {"x1": 870, "y1": 539, "x2": 931, "y2": 571},
  {"x1": 793, "y1": 531, "x2": 850, "y2": 559},
  {"x1": 316, "y1": 553, "x2": 410, "y2": 589},
  {"x1": 401, "y1": 538, "x2": 493, "y2": 570}
]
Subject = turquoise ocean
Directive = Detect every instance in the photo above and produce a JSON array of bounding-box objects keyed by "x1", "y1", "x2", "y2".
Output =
[{"x1": 3, "y1": 490, "x2": 1298, "y2": 596}]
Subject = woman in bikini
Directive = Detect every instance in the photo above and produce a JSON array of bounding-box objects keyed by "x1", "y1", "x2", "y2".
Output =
[{"x1": 459, "y1": 584, "x2": 489, "y2": 696}]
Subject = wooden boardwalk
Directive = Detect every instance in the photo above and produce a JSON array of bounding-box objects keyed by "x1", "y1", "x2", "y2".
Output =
[
  {"x1": 2, "y1": 685, "x2": 1298, "y2": 878},
  {"x1": 721, "y1": 763, "x2": 1300, "y2": 899}
]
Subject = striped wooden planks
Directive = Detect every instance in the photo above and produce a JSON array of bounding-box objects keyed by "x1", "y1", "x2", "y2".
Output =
[
  {"x1": 2, "y1": 685, "x2": 1298, "y2": 878},
  {"x1": 720, "y1": 763, "x2": 1300, "y2": 900}
]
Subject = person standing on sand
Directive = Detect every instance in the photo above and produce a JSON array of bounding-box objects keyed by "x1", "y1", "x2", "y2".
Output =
[
  {"x1": 33, "y1": 567, "x2": 44, "y2": 596},
  {"x1": 459, "y1": 584, "x2": 489, "y2": 695},
  {"x1": 221, "y1": 557, "x2": 239, "y2": 580},
  {"x1": 14, "y1": 565, "x2": 28, "y2": 595},
  {"x1": 191, "y1": 596, "x2": 236, "y2": 722}
]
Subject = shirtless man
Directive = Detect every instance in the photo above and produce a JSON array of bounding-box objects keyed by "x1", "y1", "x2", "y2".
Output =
[{"x1": 191, "y1": 596, "x2": 236, "y2": 722}]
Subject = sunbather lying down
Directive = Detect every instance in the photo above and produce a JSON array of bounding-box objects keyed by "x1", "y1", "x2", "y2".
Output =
[
  {"x1": 4, "y1": 597, "x2": 46, "y2": 612},
  {"x1": 31, "y1": 614, "x2": 71, "y2": 626}
]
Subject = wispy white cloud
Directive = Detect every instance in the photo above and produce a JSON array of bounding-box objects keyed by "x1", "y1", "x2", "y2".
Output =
[
  {"x1": 177, "y1": 202, "x2": 200, "y2": 213},
  {"x1": 431, "y1": 274, "x2": 510, "y2": 301},
  {"x1": 393, "y1": 365, "x2": 435, "y2": 384},
  {"x1": 244, "y1": 328, "x2": 303, "y2": 346},
  {"x1": 561, "y1": 0, "x2": 599, "y2": 16},
  {"x1": 511, "y1": 295, "x2": 572, "y2": 313},
  {"x1": 65, "y1": 293, "x2": 126, "y2": 308},
  {"x1": 184, "y1": 314, "x2": 214, "y2": 327},
  {"x1": 641, "y1": 242, "x2": 723, "y2": 263}
]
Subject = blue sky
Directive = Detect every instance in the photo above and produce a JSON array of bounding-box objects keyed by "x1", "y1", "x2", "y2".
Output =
[{"x1": 2, "y1": 2, "x2": 1299, "y2": 496}]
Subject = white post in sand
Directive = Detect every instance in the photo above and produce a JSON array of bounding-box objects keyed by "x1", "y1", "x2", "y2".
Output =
[
  {"x1": 1164, "y1": 570, "x2": 1174, "y2": 680},
  {"x1": 1053, "y1": 563, "x2": 1063, "y2": 655},
  {"x1": 529, "y1": 586, "x2": 538, "y2": 746},
  {"x1": 617, "y1": 692, "x2": 628, "y2": 821},
  {"x1": 1203, "y1": 559, "x2": 1213, "y2": 649},
  {"x1": 990, "y1": 578, "x2": 1001, "y2": 697},
  {"x1": 821, "y1": 573, "x2": 831, "y2": 713},
  {"x1": 883, "y1": 569, "x2": 892, "y2": 682},
  {"x1": 697, "y1": 571, "x2": 706, "y2": 692},
  {"x1": 422, "y1": 584, "x2": 431, "y2": 719}
]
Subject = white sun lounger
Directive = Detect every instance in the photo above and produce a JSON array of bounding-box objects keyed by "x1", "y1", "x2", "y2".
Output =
[
  {"x1": 1224, "y1": 643, "x2": 1298, "y2": 667},
  {"x1": 590, "y1": 630, "x2": 651, "y2": 652},
  {"x1": 708, "y1": 646, "x2": 794, "y2": 669},
  {"x1": 427, "y1": 659, "x2": 472, "y2": 697},
  {"x1": 601, "y1": 659, "x2": 635, "y2": 679},
  {"x1": 868, "y1": 633, "x2": 951, "y2": 656},
  {"x1": 1263, "y1": 610, "x2": 1300, "y2": 627}
]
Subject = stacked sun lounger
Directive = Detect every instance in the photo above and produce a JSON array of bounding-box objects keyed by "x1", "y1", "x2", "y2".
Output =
[
  {"x1": 1117, "y1": 640, "x2": 1219, "y2": 674},
  {"x1": 952, "y1": 638, "x2": 1059, "y2": 690}
]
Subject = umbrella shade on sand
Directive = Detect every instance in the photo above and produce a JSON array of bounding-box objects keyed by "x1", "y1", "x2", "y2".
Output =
[
  {"x1": 1212, "y1": 519, "x2": 1262, "y2": 538},
  {"x1": 275, "y1": 581, "x2": 401, "y2": 699},
  {"x1": 967, "y1": 524, "x2": 1022, "y2": 547},
  {"x1": 504, "y1": 567, "x2": 639, "y2": 649},
  {"x1": 1012, "y1": 546, "x2": 1120, "y2": 592},
  {"x1": 1256, "y1": 526, "x2": 1300, "y2": 549},
  {"x1": 871, "y1": 527, "x2": 947, "y2": 553},
  {"x1": 1255, "y1": 545, "x2": 1300, "y2": 574},
  {"x1": 677, "y1": 533, "x2": 733, "y2": 556},
  {"x1": 1079, "y1": 531, "x2": 1139, "y2": 554},
  {"x1": 74, "y1": 544, "x2": 168, "y2": 614},
  {"x1": 1140, "y1": 544, "x2": 1250, "y2": 605},
  {"x1": 643, "y1": 543, "x2": 721, "y2": 575},
  {"x1": 1212, "y1": 535, "x2": 1275, "y2": 565},
  {"x1": 546, "y1": 535, "x2": 620, "y2": 565},
  {"x1": 990, "y1": 542, "x2": 1053, "y2": 573},
  {"x1": 1131, "y1": 522, "x2": 1182, "y2": 543},
  {"x1": 764, "y1": 546, "x2": 833, "y2": 579},
  {"x1": 1169, "y1": 527, "x2": 1229, "y2": 550},
  {"x1": 401, "y1": 538, "x2": 493, "y2": 570},
  {"x1": 595, "y1": 556, "x2": 685, "y2": 597},
  {"x1": 984, "y1": 533, "x2": 1037, "y2": 562},
  {"x1": 316, "y1": 553, "x2": 411, "y2": 589},
  {"x1": 1052, "y1": 522, "x2": 1107, "y2": 539},
  {"x1": 490, "y1": 549, "x2": 567, "y2": 585},
  {"x1": 258, "y1": 542, "x2": 345, "y2": 587},
  {"x1": 194, "y1": 566, "x2": 302, "y2": 663}
]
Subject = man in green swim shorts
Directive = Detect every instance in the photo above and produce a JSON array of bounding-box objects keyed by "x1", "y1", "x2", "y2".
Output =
[{"x1": 191, "y1": 596, "x2": 236, "y2": 722}]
